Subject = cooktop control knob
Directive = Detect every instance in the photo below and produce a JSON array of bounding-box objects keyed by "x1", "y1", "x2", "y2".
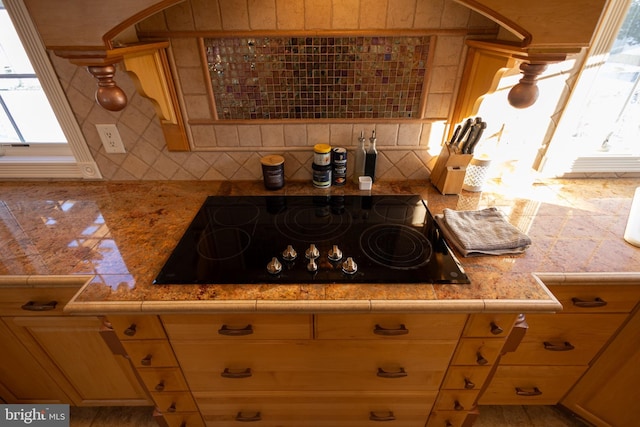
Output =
[
  {"x1": 342, "y1": 257, "x2": 358, "y2": 275},
  {"x1": 307, "y1": 258, "x2": 318, "y2": 272},
  {"x1": 282, "y1": 245, "x2": 297, "y2": 261},
  {"x1": 266, "y1": 257, "x2": 282, "y2": 275},
  {"x1": 305, "y1": 244, "x2": 320, "y2": 259},
  {"x1": 328, "y1": 245, "x2": 343, "y2": 261}
]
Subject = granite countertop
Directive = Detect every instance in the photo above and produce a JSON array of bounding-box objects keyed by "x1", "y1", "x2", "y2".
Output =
[{"x1": 1, "y1": 178, "x2": 639, "y2": 314}]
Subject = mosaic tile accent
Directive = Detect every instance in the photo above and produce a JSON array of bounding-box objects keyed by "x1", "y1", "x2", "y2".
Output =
[{"x1": 205, "y1": 36, "x2": 431, "y2": 120}]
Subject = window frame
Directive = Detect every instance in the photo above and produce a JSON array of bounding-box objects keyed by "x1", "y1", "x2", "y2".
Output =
[{"x1": 1, "y1": 0, "x2": 101, "y2": 179}]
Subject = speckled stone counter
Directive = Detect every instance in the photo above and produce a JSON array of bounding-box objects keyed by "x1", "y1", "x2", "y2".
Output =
[{"x1": 1, "y1": 178, "x2": 639, "y2": 314}]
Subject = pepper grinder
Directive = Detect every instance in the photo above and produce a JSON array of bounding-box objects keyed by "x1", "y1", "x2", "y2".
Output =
[{"x1": 364, "y1": 130, "x2": 377, "y2": 182}]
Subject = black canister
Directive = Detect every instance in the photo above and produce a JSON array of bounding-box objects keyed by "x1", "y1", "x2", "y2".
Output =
[
  {"x1": 312, "y1": 163, "x2": 332, "y2": 188},
  {"x1": 332, "y1": 147, "x2": 347, "y2": 186},
  {"x1": 260, "y1": 155, "x2": 285, "y2": 190}
]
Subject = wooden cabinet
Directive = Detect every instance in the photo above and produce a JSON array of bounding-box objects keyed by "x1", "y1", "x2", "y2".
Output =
[
  {"x1": 0, "y1": 318, "x2": 69, "y2": 404},
  {"x1": 480, "y1": 278, "x2": 640, "y2": 407},
  {"x1": 0, "y1": 279, "x2": 149, "y2": 406},
  {"x1": 561, "y1": 307, "x2": 640, "y2": 426},
  {"x1": 162, "y1": 313, "x2": 470, "y2": 427},
  {"x1": 109, "y1": 314, "x2": 205, "y2": 427},
  {"x1": 427, "y1": 313, "x2": 517, "y2": 427}
]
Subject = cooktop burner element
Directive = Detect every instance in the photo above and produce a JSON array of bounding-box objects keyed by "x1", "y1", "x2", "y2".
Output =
[
  {"x1": 153, "y1": 195, "x2": 469, "y2": 285},
  {"x1": 360, "y1": 224, "x2": 432, "y2": 270}
]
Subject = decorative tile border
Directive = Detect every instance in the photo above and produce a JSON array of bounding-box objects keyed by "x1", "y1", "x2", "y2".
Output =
[{"x1": 205, "y1": 36, "x2": 431, "y2": 119}]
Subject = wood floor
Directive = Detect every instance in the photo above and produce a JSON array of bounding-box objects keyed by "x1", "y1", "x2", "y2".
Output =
[{"x1": 69, "y1": 405, "x2": 590, "y2": 426}]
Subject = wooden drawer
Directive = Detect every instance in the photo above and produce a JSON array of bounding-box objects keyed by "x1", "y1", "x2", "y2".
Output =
[
  {"x1": 547, "y1": 284, "x2": 640, "y2": 313},
  {"x1": 450, "y1": 338, "x2": 505, "y2": 366},
  {"x1": 479, "y1": 365, "x2": 588, "y2": 405},
  {"x1": 315, "y1": 314, "x2": 467, "y2": 340},
  {"x1": 194, "y1": 391, "x2": 436, "y2": 427},
  {"x1": 425, "y1": 410, "x2": 469, "y2": 427},
  {"x1": 107, "y1": 315, "x2": 166, "y2": 340},
  {"x1": 137, "y1": 367, "x2": 188, "y2": 393},
  {"x1": 161, "y1": 314, "x2": 312, "y2": 340},
  {"x1": 161, "y1": 412, "x2": 205, "y2": 427},
  {"x1": 433, "y1": 390, "x2": 478, "y2": 412},
  {"x1": 463, "y1": 314, "x2": 517, "y2": 338},
  {"x1": 0, "y1": 281, "x2": 81, "y2": 316},
  {"x1": 441, "y1": 366, "x2": 492, "y2": 391},
  {"x1": 122, "y1": 340, "x2": 178, "y2": 368},
  {"x1": 173, "y1": 340, "x2": 456, "y2": 392},
  {"x1": 501, "y1": 313, "x2": 627, "y2": 365},
  {"x1": 151, "y1": 391, "x2": 198, "y2": 413}
]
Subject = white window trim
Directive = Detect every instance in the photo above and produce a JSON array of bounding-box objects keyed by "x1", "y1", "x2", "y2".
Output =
[{"x1": 1, "y1": 0, "x2": 101, "y2": 179}]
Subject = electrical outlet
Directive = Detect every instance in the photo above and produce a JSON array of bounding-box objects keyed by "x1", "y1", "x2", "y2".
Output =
[{"x1": 96, "y1": 124, "x2": 126, "y2": 154}]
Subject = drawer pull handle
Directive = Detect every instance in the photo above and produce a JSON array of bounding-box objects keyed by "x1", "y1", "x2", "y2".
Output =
[
  {"x1": 571, "y1": 297, "x2": 607, "y2": 308},
  {"x1": 445, "y1": 422, "x2": 453, "y2": 427},
  {"x1": 21, "y1": 301, "x2": 57, "y2": 311},
  {"x1": 476, "y1": 352, "x2": 489, "y2": 365},
  {"x1": 543, "y1": 341, "x2": 575, "y2": 351},
  {"x1": 369, "y1": 411, "x2": 396, "y2": 421},
  {"x1": 515, "y1": 386, "x2": 542, "y2": 396},
  {"x1": 373, "y1": 324, "x2": 408, "y2": 336},
  {"x1": 124, "y1": 324, "x2": 137, "y2": 336},
  {"x1": 218, "y1": 324, "x2": 253, "y2": 336},
  {"x1": 464, "y1": 377, "x2": 476, "y2": 389},
  {"x1": 235, "y1": 411, "x2": 261, "y2": 422},
  {"x1": 221, "y1": 368, "x2": 253, "y2": 379},
  {"x1": 141, "y1": 354, "x2": 153, "y2": 366},
  {"x1": 490, "y1": 322, "x2": 504, "y2": 335},
  {"x1": 167, "y1": 402, "x2": 176, "y2": 413},
  {"x1": 454, "y1": 400, "x2": 464, "y2": 411},
  {"x1": 154, "y1": 381, "x2": 165, "y2": 392},
  {"x1": 377, "y1": 367, "x2": 407, "y2": 378}
]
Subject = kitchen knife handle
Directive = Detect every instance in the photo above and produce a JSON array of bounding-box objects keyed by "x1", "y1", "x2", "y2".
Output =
[
  {"x1": 373, "y1": 323, "x2": 409, "y2": 336},
  {"x1": 218, "y1": 324, "x2": 254, "y2": 336},
  {"x1": 543, "y1": 341, "x2": 575, "y2": 351},
  {"x1": 369, "y1": 411, "x2": 396, "y2": 422},
  {"x1": 376, "y1": 367, "x2": 408, "y2": 378},
  {"x1": 571, "y1": 297, "x2": 607, "y2": 308}
]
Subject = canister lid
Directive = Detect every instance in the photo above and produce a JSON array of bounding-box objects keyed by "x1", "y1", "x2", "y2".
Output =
[
  {"x1": 260, "y1": 154, "x2": 284, "y2": 166},
  {"x1": 313, "y1": 143, "x2": 331, "y2": 153}
]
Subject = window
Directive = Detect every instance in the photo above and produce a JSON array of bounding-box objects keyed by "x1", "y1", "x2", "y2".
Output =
[
  {"x1": 543, "y1": 0, "x2": 640, "y2": 174},
  {"x1": 0, "y1": 0, "x2": 100, "y2": 179}
]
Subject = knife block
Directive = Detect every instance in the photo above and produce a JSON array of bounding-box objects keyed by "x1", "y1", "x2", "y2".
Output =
[{"x1": 430, "y1": 144, "x2": 473, "y2": 195}]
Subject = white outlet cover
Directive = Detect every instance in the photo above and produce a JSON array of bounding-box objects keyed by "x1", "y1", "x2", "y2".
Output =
[{"x1": 96, "y1": 124, "x2": 126, "y2": 154}]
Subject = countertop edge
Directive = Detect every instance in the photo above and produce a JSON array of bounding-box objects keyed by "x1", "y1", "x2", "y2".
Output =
[{"x1": 64, "y1": 297, "x2": 560, "y2": 315}]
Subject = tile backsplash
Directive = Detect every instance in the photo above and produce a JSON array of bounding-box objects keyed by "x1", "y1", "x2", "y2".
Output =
[
  {"x1": 51, "y1": 0, "x2": 498, "y2": 181},
  {"x1": 206, "y1": 35, "x2": 431, "y2": 120}
]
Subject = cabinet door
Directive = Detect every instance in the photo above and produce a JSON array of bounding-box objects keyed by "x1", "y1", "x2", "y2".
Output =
[
  {"x1": 7, "y1": 316, "x2": 150, "y2": 406},
  {"x1": 561, "y1": 308, "x2": 640, "y2": 426},
  {"x1": 0, "y1": 318, "x2": 69, "y2": 404}
]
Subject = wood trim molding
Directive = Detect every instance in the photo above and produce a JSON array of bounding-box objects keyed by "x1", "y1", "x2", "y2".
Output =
[{"x1": 122, "y1": 44, "x2": 190, "y2": 151}]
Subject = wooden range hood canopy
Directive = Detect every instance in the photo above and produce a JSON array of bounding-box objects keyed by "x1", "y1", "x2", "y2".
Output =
[{"x1": 22, "y1": 0, "x2": 608, "y2": 151}]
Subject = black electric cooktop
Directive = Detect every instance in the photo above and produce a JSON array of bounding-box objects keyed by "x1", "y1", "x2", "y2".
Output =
[{"x1": 154, "y1": 195, "x2": 469, "y2": 285}]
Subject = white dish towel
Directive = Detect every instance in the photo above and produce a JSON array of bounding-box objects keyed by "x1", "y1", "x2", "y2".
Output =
[{"x1": 434, "y1": 207, "x2": 531, "y2": 257}]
